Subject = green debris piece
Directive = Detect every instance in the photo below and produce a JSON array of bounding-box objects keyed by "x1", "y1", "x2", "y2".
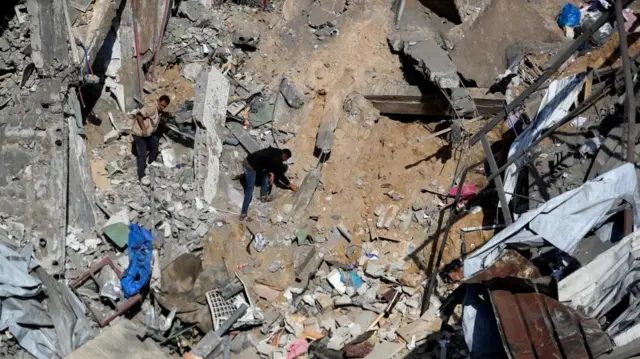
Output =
[
  {"x1": 296, "y1": 229, "x2": 308, "y2": 245},
  {"x1": 249, "y1": 102, "x2": 275, "y2": 128},
  {"x1": 171, "y1": 26, "x2": 186, "y2": 39},
  {"x1": 105, "y1": 161, "x2": 123, "y2": 177},
  {"x1": 103, "y1": 222, "x2": 129, "y2": 249}
]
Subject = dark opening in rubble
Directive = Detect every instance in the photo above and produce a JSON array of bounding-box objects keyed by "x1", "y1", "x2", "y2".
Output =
[
  {"x1": 0, "y1": 0, "x2": 22, "y2": 38},
  {"x1": 418, "y1": 0, "x2": 462, "y2": 25}
]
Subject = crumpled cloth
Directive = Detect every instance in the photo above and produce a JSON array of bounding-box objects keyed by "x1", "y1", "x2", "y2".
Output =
[
  {"x1": 121, "y1": 223, "x2": 154, "y2": 297},
  {"x1": 287, "y1": 339, "x2": 310, "y2": 359}
]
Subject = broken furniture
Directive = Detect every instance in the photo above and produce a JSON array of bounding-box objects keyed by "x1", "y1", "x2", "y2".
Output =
[{"x1": 69, "y1": 256, "x2": 143, "y2": 327}]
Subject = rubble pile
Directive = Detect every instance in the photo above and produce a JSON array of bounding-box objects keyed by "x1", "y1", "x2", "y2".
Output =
[
  {"x1": 0, "y1": 5, "x2": 35, "y2": 109},
  {"x1": 6, "y1": 0, "x2": 640, "y2": 358}
]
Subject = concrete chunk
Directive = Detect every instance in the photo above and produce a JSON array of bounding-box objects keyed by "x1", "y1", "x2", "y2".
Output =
[
  {"x1": 226, "y1": 122, "x2": 261, "y2": 154},
  {"x1": 404, "y1": 40, "x2": 459, "y2": 89},
  {"x1": 279, "y1": 78, "x2": 305, "y2": 109}
]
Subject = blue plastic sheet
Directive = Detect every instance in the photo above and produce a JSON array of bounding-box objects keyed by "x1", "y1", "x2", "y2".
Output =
[
  {"x1": 558, "y1": 3, "x2": 581, "y2": 28},
  {"x1": 120, "y1": 224, "x2": 154, "y2": 298}
]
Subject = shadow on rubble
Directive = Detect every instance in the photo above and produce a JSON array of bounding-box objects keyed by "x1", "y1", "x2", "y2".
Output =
[{"x1": 0, "y1": 0, "x2": 20, "y2": 39}]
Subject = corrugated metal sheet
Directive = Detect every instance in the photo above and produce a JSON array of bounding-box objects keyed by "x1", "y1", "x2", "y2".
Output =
[
  {"x1": 490, "y1": 290, "x2": 613, "y2": 359},
  {"x1": 465, "y1": 249, "x2": 541, "y2": 283}
]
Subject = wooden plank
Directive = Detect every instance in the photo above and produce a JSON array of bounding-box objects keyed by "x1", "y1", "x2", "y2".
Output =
[{"x1": 585, "y1": 70, "x2": 594, "y2": 98}]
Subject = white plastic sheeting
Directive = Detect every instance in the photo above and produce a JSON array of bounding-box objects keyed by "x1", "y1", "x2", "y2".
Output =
[
  {"x1": 0, "y1": 244, "x2": 93, "y2": 358},
  {"x1": 559, "y1": 229, "x2": 640, "y2": 320},
  {"x1": 464, "y1": 163, "x2": 640, "y2": 278},
  {"x1": 502, "y1": 74, "x2": 586, "y2": 207}
]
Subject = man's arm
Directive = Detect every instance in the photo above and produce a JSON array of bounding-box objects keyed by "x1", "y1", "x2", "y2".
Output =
[
  {"x1": 272, "y1": 163, "x2": 297, "y2": 191},
  {"x1": 136, "y1": 113, "x2": 147, "y2": 132}
]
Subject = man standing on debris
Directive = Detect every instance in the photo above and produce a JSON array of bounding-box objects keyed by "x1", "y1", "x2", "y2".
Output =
[
  {"x1": 241, "y1": 147, "x2": 298, "y2": 221},
  {"x1": 132, "y1": 95, "x2": 170, "y2": 185}
]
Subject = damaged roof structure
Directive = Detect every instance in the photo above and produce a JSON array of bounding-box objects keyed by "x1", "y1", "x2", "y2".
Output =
[{"x1": 4, "y1": 0, "x2": 640, "y2": 358}]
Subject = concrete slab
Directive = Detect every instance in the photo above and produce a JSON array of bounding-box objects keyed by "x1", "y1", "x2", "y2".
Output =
[
  {"x1": 68, "y1": 118, "x2": 97, "y2": 233},
  {"x1": 227, "y1": 122, "x2": 261, "y2": 154},
  {"x1": 403, "y1": 39, "x2": 459, "y2": 89},
  {"x1": 66, "y1": 319, "x2": 167, "y2": 358},
  {"x1": 193, "y1": 67, "x2": 230, "y2": 205},
  {"x1": 27, "y1": 0, "x2": 71, "y2": 75},
  {"x1": 363, "y1": 341, "x2": 404, "y2": 358},
  {"x1": 289, "y1": 168, "x2": 321, "y2": 223},
  {"x1": 449, "y1": 0, "x2": 564, "y2": 87}
]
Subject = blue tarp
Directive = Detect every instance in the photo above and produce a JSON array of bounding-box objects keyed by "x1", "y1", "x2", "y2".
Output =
[{"x1": 120, "y1": 223, "x2": 154, "y2": 298}]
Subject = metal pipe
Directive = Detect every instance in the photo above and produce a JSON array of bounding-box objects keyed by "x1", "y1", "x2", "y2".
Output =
[
  {"x1": 151, "y1": 0, "x2": 172, "y2": 81},
  {"x1": 131, "y1": 0, "x2": 145, "y2": 102},
  {"x1": 616, "y1": 0, "x2": 636, "y2": 236},
  {"x1": 481, "y1": 136, "x2": 513, "y2": 224},
  {"x1": 470, "y1": 0, "x2": 634, "y2": 145},
  {"x1": 486, "y1": 83, "x2": 612, "y2": 183}
]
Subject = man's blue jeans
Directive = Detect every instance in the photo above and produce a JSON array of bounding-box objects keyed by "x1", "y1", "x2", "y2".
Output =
[{"x1": 241, "y1": 167, "x2": 269, "y2": 215}]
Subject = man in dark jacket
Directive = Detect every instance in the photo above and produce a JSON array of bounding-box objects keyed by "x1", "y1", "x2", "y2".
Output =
[{"x1": 241, "y1": 147, "x2": 298, "y2": 221}]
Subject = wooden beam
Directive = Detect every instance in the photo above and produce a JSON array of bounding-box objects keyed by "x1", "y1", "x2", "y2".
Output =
[{"x1": 365, "y1": 92, "x2": 504, "y2": 117}]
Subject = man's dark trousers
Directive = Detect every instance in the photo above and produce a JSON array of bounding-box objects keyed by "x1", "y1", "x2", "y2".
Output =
[
  {"x1": 133, "y1": 135, "x2": 159, "y2": 179},
  {"x1": 241, "y1": 160, "x2": 269, "y2": 215}
]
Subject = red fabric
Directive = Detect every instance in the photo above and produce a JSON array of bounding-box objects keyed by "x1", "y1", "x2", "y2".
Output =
[{"x1": 449, "y1": 183, "x2": 478, "y2": 201}]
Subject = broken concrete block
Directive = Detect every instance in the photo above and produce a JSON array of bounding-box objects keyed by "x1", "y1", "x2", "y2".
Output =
[
  {"x1": 289, "y1": 168, "x2": 321, "y2": 223},
  {"x1": 413, "y1": 210, "x2": 426, "y2": 225},
  {"x1": 336, "y1": 223, "x2": 352, "y2": 242},
  {"x1": 321, "y1": 317, "x2": 336, "y2": 332},
  {"x1": 161, "y1": 148, "x2": 176, "y2": 168},
  {"x1": 233, "y1": 26, "x2": 260, "y2": 49},
  {"x1": 404, "y1": 39, "x2": 460, "y2": 89},
  {"x1": 334, "y1": 295, "x2": 351, "y2": 305},
  {"x1": 181, "y1": 63, "x2": 204, "y2": 82},
  {"x1": 365, "y1": 262, "x2": 385, "y2": 278},
  {"x1": 327, "y1": 326, "x2": 350, "y2": 350},
  {"x1": 279, "y1": 78, "x2": 304, "y2": 109},
  {"x1": 315, "y1": 107, "x2": 340, "y2": 154},
  {"x1": 398, "y1": 212, "x2": 412, "y2": 231},
  {"x1": 195, "y1": 222, "x2": 209, "y2": 237},
  {"x1": 193, "y1": 68, "x2": 230, "y2": 205},
  {"x1": 179, "y1": 0, "x2": 206, "y2": 21},
  {"x1": 449, "y1": 0, "x2": 563, "y2": 87},
  {"x1": 377, "y1": 205, "x2": 399, "y2": 229},
  {"x1": 316, "y1": 292, "x2": 333, "y2": 311},
  {"x1": 104, "y1": 129, "x2": 119, "y2": 144},
  {"x1": 66, "y1": 318, "x2": 165, "y2": 359},
  {"x1": 336, "y1": 315, "x2": 351, "y2": 327},
  {"x1": 226, "y1": 122, "x2": 261, "y2": 154},
  {"x1": 363, "y1": 341, "x2": 403, "y2": 358},
  {"x1": 343, "y1": 93, "x2": 380, "y2": 125}
]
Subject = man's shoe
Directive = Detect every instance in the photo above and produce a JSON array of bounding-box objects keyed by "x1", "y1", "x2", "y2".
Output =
[
  {"x1": 239, "y1": 214, "x2": 252, "y2": 222},
  {"x1": 260, "y1": 195, "x2": 275, "y2": 203},
  {"x1": 140, "y1": 176, "x2": 151, "y2": 186}
]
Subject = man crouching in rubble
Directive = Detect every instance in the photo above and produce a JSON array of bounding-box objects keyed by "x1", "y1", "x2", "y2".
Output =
[
  {"x1": 132, "y1": 95, "x2": 170, "y2": 185},
  {"x1": 240, "y1": 147, "x2": 299, "y2": 221}
]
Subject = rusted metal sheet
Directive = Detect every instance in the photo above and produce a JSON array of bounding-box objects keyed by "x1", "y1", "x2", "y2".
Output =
[
  {"x1": 465, "y1": 249, "x2": 541, "y2": 283},
  {"x1": 489, "y1": 290, "x2": 613, "y2": 359}
]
